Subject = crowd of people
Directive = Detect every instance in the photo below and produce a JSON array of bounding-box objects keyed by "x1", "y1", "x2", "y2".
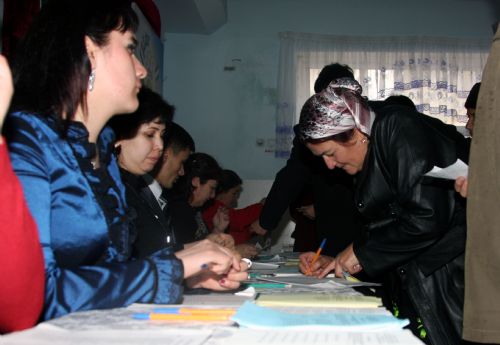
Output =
[{"x1": 0, "y1": 1, "x2": 498, "y2": 345}]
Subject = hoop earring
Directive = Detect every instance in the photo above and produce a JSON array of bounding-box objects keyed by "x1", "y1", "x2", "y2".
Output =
[{"x1": 88, "y1": 69, "x2": 96, "y2": 91}]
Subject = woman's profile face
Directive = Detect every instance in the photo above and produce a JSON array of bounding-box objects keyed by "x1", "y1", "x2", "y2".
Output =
[
  {"x1": 89, "y1": 30, "x2": 147, "y2": 116},
  {"x1": 217, "y1": 185, "x2": 242, "y2": 208},
  {"x1": 191, "y1": 178, "x2": 217, "y2": 207},
  {"x1": 117, "y1": 118, "x2": 165, "y2": 175},
  {"x1": 306, "y1": 129, "x2": 368, "y2": 175}
]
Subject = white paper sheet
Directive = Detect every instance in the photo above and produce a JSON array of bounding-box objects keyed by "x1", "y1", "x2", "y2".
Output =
[
  {"x1": 424, "y1": 159, "x2": 468, "y2": 180},
  {"x1": 2, "y1": 325, "x2": 213, "y2": 345},
  {"x1": 207, "y1": 328, "x2": 424, "y2": 345}
]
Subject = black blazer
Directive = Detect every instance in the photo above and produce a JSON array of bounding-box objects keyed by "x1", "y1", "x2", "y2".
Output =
[{"x1": 120, "y1": 169, "x2": 179, "y2": 258}]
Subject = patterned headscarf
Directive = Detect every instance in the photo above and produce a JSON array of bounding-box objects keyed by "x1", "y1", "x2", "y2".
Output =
[{"x1": 299, "y1": 78, "x2": 375, "y2": 141}]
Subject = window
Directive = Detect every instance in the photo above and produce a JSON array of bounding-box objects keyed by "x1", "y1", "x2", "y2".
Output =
[{"x1": 275, "y1": 32, "x2": 489, "y2": 157}]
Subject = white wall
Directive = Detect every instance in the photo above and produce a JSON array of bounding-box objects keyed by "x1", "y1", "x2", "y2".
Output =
[{"x1": 163, "y1": 0, "x2": 497, "y2": 179}]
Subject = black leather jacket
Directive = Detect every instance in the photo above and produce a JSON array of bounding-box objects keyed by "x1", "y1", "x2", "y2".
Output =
[{"x1": 353, "y1": 104, "x2": 468, "y2": 345}]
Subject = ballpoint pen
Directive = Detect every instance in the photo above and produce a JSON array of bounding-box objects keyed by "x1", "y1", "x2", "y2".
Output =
[
  {"x1": 133, "y1": 313, "x2": 233, "y2": 322},
  {"x1": 153, "y1": 307, "x2": 236, "y2": 315},
  {"x1": 306, "y1": 238, "x2": 326, "y2": 275}
]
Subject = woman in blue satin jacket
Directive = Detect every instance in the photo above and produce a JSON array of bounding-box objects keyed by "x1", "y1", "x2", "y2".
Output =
[{"x1": 5, "y1": 0, "x2": 245, "y2": 321}]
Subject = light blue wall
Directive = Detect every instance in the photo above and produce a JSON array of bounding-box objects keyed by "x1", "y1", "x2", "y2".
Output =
[{"x1": 163, "y1": 0, "x2": 497, "y2": 179}]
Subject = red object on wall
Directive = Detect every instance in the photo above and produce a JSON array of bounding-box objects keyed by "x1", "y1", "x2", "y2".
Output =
[
  {"x1": 134, "y1": 0, "x2": 161, "y2": 37},
  {"x1": 1, "y1": 0, "x2": 160, "y2": 60},
  {"x1": 1, "y1": 0, "x2": 40, "y2": 60}
]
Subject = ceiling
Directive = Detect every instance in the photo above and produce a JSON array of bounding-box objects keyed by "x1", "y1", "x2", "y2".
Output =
[{"x1": 153, "y1": 0, "x2": 228, "y2": 35}]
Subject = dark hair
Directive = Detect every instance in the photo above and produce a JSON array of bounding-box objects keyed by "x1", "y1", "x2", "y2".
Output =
[
  {"x1": 465, "y1": 83, "x2": 481, "y2": 109},
  {"x1": 314, "y1": 63, "x2": 355, "y2": 93},
  {"x1": 164, "y1": 122, "x2": 195, "y2": 154},
  {"x1": 12, "y1": 0, "x2": 138, "y2": 130},
  {"x1": 385, "y1": 95, "x2": 417, "y2": 110},
  {"x1": 217, "y1": 170, "x2": 242, "y2": 194},
  {"x1": 109, "y1": 87, "x2": 174, "y2": 141},
  {"x1": 174, "y1": 152, "x2": 222, "y2": 197}
]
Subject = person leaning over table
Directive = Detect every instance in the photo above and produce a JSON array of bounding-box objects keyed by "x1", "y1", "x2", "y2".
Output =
[
  {"x1": 110, "y1": 87, "x2": 247, "y2": 291},
  {"x1": 297, "y1": 78, "x2": 468, "y2": 345},
  {"x1": 5, "y1": 0, "x2": 246, "y2": 322},
  {"x1": 0, "y1": 55, "x2": 44, "y2": 333},
  {"x1": 255, "y1": 63, "x2": 364, "y2": 257}
]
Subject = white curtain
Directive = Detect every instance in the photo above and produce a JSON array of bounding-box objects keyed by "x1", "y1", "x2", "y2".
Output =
[{"x1": 275, "y1": 32, "x2": 490, "y2": 157}]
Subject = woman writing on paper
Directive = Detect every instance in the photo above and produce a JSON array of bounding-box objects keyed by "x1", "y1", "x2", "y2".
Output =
[
  {"x1": 297, "y1": 78, "x2": 468, "y2": 345},
  {"x1": 6, "y1": 0, "x2": 246, "y2": 321}
]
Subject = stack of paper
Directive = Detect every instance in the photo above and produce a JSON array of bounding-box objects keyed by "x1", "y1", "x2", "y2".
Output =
[
  {"x1": 232, "y1": 301, "x2": 408, "y2": 331},
  {"x1": 255, "y1": 293, "x2": 381, "y2": 308}
]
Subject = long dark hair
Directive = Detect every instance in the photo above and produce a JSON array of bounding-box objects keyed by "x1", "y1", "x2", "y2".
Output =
[{"x1": 11, "y1": 0, "x2": 138, "y2": 132}]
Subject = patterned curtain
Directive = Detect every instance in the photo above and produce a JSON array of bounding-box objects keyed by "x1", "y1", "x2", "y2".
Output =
[{"x1": 275, "y1": 32, "x2": 490, "y2": 157}]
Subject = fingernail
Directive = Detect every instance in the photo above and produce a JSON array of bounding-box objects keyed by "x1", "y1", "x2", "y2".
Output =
[
  {"x1": 219, "y1": 279, "x2": 226, "y2": 285},
  {"x1": 201, "y1": 263, "x2": 209, "y2": 269}
]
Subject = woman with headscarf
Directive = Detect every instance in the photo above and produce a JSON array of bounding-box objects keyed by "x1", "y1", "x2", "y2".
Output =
[{"x1": 298, "y1": 78, "x2": 468, "y2": 345}]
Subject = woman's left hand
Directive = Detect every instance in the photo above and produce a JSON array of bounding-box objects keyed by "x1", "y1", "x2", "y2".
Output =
[
  {"x1": 455, "y1": 176, "x2": 468, "y2": 198},
  {"x1": 186, "y1": 259, "x2": 250, "y2": 291},
  {"x1": 321, "y1": 243, "x2": 363, "y2": 278}
]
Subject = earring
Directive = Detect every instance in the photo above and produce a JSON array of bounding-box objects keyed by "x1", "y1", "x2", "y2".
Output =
[
  {"x1": 88, "y1": 69, "x2": 96, "y2": 91},
  {"x1": 361, "y1": 138, "x2": 367, "y2": 144}
]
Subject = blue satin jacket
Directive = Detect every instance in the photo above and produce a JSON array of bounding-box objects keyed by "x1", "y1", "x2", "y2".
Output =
[{"x1": 6, "y1": 112, "x2": 184, "y2": 321}]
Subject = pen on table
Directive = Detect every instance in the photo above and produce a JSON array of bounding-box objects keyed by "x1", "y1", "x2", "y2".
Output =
[
  {"x1": 133, "y1": 313, "x2": 233, "y2": 322},
  {"x1": 306, "y1": 238, "x2": 327, "y2": 275},
  {"x1": 245, "y1": 282, "x2": 289, "y2": 289},
  {"x1": 153, "y1": 307, "x2": 236, "y2": 315},
  {"x1": 248, "y1": 273, "x2": 276, "y2": 278}
]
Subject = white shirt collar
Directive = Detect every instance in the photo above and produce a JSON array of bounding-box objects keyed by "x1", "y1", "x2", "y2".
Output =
[{"x1": 147, "y1": 176, "x2": 163, "y2": 201}]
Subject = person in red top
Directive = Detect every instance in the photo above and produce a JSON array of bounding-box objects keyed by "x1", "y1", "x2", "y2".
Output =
[
  {"x1": 0, "y1": 55, "x2": 44, "y2": 333},
  {"x1": 203, "y1": 170, "x2": 266, "y2": 248}
]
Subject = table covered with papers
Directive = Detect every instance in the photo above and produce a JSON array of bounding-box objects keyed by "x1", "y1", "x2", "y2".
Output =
[{"x1": 2, "y1": 252, "x2": 424, "y2": 345}]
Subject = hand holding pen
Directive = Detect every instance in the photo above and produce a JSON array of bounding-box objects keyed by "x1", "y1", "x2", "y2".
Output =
[{"x1": 298, "y1": 239, "x2": 333, "y2": 276}]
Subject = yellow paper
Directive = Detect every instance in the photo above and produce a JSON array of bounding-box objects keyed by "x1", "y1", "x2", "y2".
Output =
[{"x1": 256, "y1": 293, "x2": 381, "y2": 308}]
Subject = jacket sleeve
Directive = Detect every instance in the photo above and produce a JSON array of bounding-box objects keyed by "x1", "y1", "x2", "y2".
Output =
[
  {"x1": 259, "y1": 131, "x2": 319, "y2": 231},
  {"x1": 354, "y1": 112, "x2": 459, "y2": 277},
  {"x1": 0, "y1": 139, "x2": 44, "y2": 332},
  {"x1": 229, "y1": 202, "x2": 263, "y2": 230},
  {"x1": 7, "y1": 116, "x2": 184, "y2": 320}
]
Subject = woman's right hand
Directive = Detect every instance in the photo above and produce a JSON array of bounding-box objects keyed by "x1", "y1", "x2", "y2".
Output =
[
  {"x1": 296, "y1": 204, "x2": 316, "y2": 220},
  {"x1": 175, "y1": 239, "x2": 240, "y2": 278},
  {"x1": 299, "y1": 252, "x2": 334, "y2": 277},
  {"x1": 235, "y1": 243, "x2": 259, "y2": 258},
  {"x1": 248, "y1": 220, "x2": 267, "y2": 236}
]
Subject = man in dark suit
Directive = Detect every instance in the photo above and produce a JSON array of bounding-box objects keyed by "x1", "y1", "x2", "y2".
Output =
[{"x1": 138, "y1": 122, "x2": 196, "y2": 255}]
